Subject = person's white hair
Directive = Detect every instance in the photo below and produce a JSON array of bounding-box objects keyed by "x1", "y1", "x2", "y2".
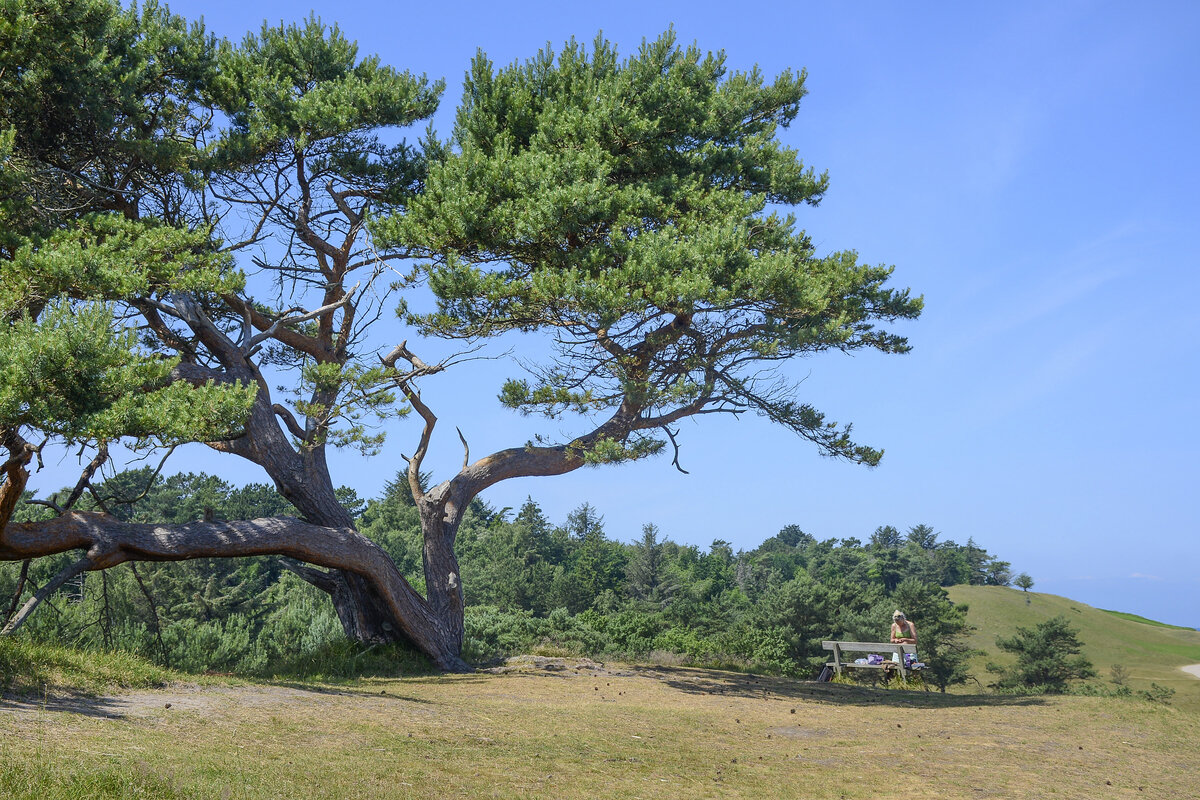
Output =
[{"x1": 892, "y1": 610, "x2": 906, "y2": 620}]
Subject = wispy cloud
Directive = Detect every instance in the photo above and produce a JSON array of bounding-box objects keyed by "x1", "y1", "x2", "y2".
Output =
[
  {"x1": 1130, "y1": 572, "x2": 1163, "y2": 581},
  {"x1": 957, "y1": 319, "x2": 1115, "y2": 426},
  {"x1": 935, "y1": 221, "x2": 1142, "y2": 360}
]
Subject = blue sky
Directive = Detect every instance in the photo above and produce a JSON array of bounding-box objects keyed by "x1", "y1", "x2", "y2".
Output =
[{"x1": 28, "y1": 2, "x2": 1200, "y2": 626}]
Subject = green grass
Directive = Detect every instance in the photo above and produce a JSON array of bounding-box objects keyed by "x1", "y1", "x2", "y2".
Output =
[
  {"x1": 946, "y1": 585, "x2": 1200, "y2": 712},
  {"x1": 3, "y1": 662, "x2": 1198, "y2": 799},
  {"x1": 4, "y1": 595, "x2": 1200, "y2": 799},
  {"x1": 0, "y1": 638, "x2": 180, "y2": 696},
  {"x1": 0, "y1": 635, "x2": 436, "y2": 697},
  {"x1": 1099, "y1": 608, "x2": 1197, "y2": 630}
]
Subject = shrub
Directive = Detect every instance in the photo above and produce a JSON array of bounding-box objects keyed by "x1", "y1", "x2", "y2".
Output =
[
  {"x1": 987, "y1": 615, "x2": 1096, "y2": 693},
  {"x1": 1139, "y1": 683, "x2": 1174, "y2": 704}
]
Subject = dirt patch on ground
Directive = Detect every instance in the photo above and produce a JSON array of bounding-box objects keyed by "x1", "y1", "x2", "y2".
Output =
[
  {"x1": 0, "y1": 654, "x2": 658, "y2": 722},
  {"x1": 1182, "y1": 664, "x2": 1200, "y2": 680},
  {"x1": 2, "y1": 684, "x2": 312, "y2": 719},
  {"x1": 0, "y1": 681, "x2": 434, "y2": 722}
]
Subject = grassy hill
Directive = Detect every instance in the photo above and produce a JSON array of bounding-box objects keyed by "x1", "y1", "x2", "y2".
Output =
[{"x1": 946, "y1": 585, "x2": 1200, "y2": 711}]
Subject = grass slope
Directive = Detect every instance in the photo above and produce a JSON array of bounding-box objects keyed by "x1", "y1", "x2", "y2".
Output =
[
  {"x1": 0, "y1": 638, "x2": 180, "y2": 696},
  {"x1": 1098, "y1": 609, "x2": 1196, "y2": 630},
  {"x1": 946, "y1": 585, "x2": 1200, "y2": 711}
]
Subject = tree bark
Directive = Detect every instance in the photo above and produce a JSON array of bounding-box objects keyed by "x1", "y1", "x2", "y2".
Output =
[
  {"x1": 182, "y1": 364, "x2": 409, "y2": 649},
  {"x1": 418, "y1": 488, "x2": 466, "y2": 653}
]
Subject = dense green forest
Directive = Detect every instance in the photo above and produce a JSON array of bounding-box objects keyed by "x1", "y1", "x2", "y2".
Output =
[{"x1": 2, "y1": 469, "x2": 1014, "y2": 689}]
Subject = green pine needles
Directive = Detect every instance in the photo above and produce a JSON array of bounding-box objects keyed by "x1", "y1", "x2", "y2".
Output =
[
  {"x1": 383, "y1": 31, "x2": 922, "y2": 466},
  {"x1": 988, "y1": 615, "x2": 1098, "y2": 693}
]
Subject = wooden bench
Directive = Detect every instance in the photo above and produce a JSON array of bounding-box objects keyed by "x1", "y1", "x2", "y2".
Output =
[{"x1": 822, "y1": 641, "x2": 919, "y2": 680}]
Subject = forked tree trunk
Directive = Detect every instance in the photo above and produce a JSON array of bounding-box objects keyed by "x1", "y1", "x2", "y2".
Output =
[
  {"x1": 1, "y1": 399, "x2": 632, "y2": 673},
  {"x1": 269, "y1": 467, "x2": 407, "y2": 646},
  {"x1": 214, "y1": 389, "x2": 436, "y2": 654}
]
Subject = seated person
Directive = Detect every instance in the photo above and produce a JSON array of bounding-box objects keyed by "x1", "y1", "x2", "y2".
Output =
[{"x1": 890, "y1": 610, "x2": 917, "y2": 644}]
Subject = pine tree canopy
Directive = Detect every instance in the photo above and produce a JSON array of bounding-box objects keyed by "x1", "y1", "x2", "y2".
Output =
[
  {"x1": 0, "y1": 0, "x2": 254, "y2": 445},
  {"x1": 382, "y1": 31, "x2": 922, "y2": 466}
]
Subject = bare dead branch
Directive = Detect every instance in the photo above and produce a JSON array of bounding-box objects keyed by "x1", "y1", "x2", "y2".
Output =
[
  {"x1": 219, "y1": 292, "x2": 330, "y2": 362},
  {"x1": 456, "y1": 427, "x2": 470, "y2": 471},
  {"x1": 664, "y1": 426, "x2": 690, "y2": 475},
  {"x1": 0, "y1": 555, "x2": 91, "y2": 636},
  {"x1": 129, "y1": 562, "x2": 167, "y2": 664},
  {"x1": 59, "y1": 441, "x2": 109, "y2": 513},
  {"x1": 1, "y1": 559, "x2": 30, "y2": 628},
  {"x1": 246, "y1": 283, "x2": 359, "y2": 353},
  {"x1": 94, "y1": 446, "x2": 177, "y2": 509},
  {"x1": 380, "y1": 341, "x2": 444, "y2": 501}
]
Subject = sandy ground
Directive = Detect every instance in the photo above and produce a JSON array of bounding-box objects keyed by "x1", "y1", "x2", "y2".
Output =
[
  {"x1": 1182, "y1": 664, "x2": 1200, "y2": 679},
  {"x1": 0, "y1": 683, "x2": 339, "y2": 720},
  {"x1": 0, "y1": 657, "x2": 633, "y2": 720}
]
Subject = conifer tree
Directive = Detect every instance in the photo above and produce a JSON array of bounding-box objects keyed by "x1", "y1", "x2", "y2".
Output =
[
  {"x1": 989, "y1": 615, "x2": 1096, "y2": 693},
  {"x1": 2, "y1": 10, "x2": 921, "y2": 670}
]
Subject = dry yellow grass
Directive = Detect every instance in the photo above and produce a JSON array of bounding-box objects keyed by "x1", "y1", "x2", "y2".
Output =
[{"x1": 3, "y1": 657, "x2": 1198, "y2": 799}]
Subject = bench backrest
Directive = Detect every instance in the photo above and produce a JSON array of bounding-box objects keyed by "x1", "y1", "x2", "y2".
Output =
[{"x1": 821, "y1": 641, "x2": 917, "y2": 654}]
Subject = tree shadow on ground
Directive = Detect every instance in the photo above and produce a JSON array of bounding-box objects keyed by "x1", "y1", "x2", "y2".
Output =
[
  {"x1": 627, "y1": 665, "x2": 1048, "y2": 709},
  {"x1": 0, "y1": 677, "x2": 444, "y2": 720},
  {"x1": 258, "y1": 679, "x2": 438, "y2": 704},
  {"x1": 0, "y1": 692, "x2": 130, "y2": 719}
]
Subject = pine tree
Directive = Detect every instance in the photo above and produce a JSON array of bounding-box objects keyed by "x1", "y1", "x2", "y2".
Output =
[{"x1": 988, "y1": 615, "x2": 1096, "y2": 693}]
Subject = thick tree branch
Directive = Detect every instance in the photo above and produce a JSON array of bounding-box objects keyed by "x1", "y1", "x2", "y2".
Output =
[
  {"x1": 326, "y1": 181, "x2": 364, "y2": 227},
  {"x1": 0, "y1": 427, "x2": 36, "y2": 530},
  {"x1": 169, "y1": 293, "x2": 246, "y2": 366},
  {"x1": 272, "y1": 404, "x2": 307, "y2": 440},
  {"x1": 294, "y1": 156, "x2": 343, "y2": 268},
  {"x1": 220, "y1": 292, "x2": 331, "y2": 362},
  {"x1": 277, "y1": 558, "x2": 340, "y2": 594},
  {"x1": 245, "y1": 284, "x2": 359, "y2": 354},
  {"x1": 132, "y1": 299, "x2": 198, "y2": 361},
  {"x1": 453, "y1": 404, "x2": 638, "y2": 499},
  {"x1": 0, "y1": 512, "x2": 467, "y2": 670}
]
